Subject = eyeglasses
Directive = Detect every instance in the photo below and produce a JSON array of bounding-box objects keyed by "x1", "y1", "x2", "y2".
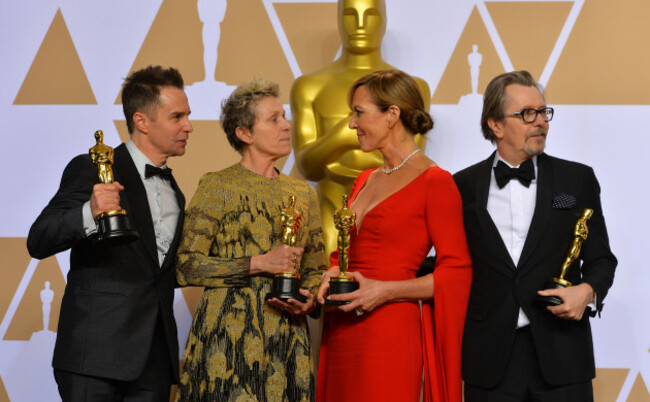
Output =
[{"x1": 506, "y1": 107, "x2": 554, "y2": 123}]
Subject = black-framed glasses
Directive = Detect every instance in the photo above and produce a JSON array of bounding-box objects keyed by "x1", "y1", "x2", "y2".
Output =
[{"x1": 507, "y1": 107, "x2": 554, "y2": 123}]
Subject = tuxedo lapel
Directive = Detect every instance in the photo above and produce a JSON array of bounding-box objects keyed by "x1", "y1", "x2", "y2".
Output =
[
  {"x1": 517, "y1": 153, "x2": 552, "y2": 270},
  {"x1": 170, "y1": 175, "x2": 185, "y2": 214},
  {"x1": 113, "y1": 144, "x2": 159, "y2": 266},
  {"x1": 160, "y1": 176, "x2": 185, "y2": 271},
  {"x1": 474, "y1": 152, "x2": 517, "y2": 271}
]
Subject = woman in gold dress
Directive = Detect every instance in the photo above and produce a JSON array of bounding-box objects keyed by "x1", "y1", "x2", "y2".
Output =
[{"x1": 176, "y1": 78, "x2": 326, "y2": 401}]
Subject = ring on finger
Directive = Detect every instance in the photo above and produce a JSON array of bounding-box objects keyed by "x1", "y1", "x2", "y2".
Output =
[{"x1": 355, "y1": 309, "x2": 363, "y2": 317}]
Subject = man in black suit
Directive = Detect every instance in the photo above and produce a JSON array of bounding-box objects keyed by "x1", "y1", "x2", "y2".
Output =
[
  {"x1": 454, "y1": 70, "x2": 616, "y2": 401},
  {"x1": 27, "y1": 65, "x2": 192, "y2": 401}
]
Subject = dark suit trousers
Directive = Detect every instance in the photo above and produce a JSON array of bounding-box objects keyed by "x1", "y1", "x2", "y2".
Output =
[
  {"x1": 464, "y1": 326, "x2": 593, "y2": 402},
  {"x1": 54, "y1": 313, "x2": 173, "y2": 402}
]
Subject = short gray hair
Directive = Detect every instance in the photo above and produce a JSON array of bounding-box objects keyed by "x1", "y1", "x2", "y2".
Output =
[
  {"x1": 221, "y1": 78, "x2": 280, "y2": 152},
  {"x1": 481, "y1": 70, "x2": 544, "y2": 143}
]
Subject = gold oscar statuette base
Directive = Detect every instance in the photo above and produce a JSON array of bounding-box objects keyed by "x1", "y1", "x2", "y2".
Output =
[
  {"x1": 538, "y1": 277, "x2": 574, "y2": 306},
  {"x1": 94, "y1": 209, "x2": 139, "y2": 246},
  {"x1": 269, "y1": 272, "x2": 305, "y2": 302},
  {"x1": 325, "y1": 274, "x2": 359, "y2": 306},
  {"x1": 552, "y1": 277, "x2": 573, "y2": 287}
]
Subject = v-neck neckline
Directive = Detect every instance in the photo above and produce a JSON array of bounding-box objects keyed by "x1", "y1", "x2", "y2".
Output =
[{"x1": 351, "y1": 166, "x2": 438, "y2": 232}]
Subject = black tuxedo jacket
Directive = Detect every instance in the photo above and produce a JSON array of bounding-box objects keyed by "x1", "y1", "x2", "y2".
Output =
[
  {"x1": 27, "y1": 143, "x2": 184, "y2": 381},
  {"x1": 454, "y1": 152, "x2": 616, "y2": 388}
]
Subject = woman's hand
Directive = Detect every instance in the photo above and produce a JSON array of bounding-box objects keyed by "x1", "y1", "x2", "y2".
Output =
[
  {"x1": 267, "y1": 288, "x2": 316, "y2": 315},
  {"x1": 250, "y1": 245, "x2": 303, "y2": 275},
  {"x1": 317, "y1": 266, "x2": 341, "y2": 305},
  {"x1": 326, "y1": 271, "x2": 390, "y2": 314}
]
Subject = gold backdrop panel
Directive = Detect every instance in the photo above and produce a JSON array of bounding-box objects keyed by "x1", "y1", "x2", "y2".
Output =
[
  {"x1": 432, "y1": 6, "x2": 503, "y2": 104},
  {"x1": 216, "y1": 0, "x2": 295, "y2": 103},
  {"x1": 0, "y1": 239, "x2": 33, "y2": 323},
  {"x1": 4, "y1": 257, "x2": 65, "y2": 340},
  {"x1": 486, "y1": 2, "x2": 572, "y2": 81},
  {"x1": 275, "y1": 2, "x2": 340, "y2": 75},
  {"x1": 546, "y1": 0, "x2": 650, "y2": 104},
  {"x1": 14, "y1": 9, "x2": 96, "y2": 105}
]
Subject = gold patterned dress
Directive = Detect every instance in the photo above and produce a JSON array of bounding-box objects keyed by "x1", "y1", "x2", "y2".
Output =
[{"x1": 176, "y1": 163, "x2": 326, "y2": 402}]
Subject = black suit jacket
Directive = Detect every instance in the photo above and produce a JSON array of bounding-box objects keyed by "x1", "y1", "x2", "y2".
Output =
[
  {"x1": 27, "y1": 143, "x2": 184, "y2": 381},
  {"x1": 454, "y1": 152, "x2": 616, "y2": 388}
]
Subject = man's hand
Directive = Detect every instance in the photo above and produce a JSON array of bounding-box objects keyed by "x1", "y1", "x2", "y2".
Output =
[
  {"x1": 90, "y1": 182, "x2": 124, "y2": 218},
  {"x1": 538, "y1": 282, "x2": 595, "y2": 321}
]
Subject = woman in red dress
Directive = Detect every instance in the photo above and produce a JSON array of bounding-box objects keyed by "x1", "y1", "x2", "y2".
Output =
[{"x1": 316, "y1": 70, "x2": 473, "y2": 402}]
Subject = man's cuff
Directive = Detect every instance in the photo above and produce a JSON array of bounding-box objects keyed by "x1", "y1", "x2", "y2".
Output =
[
  {"x1": 587, "y1": 292, "x2": 598, "y2": 317},
  {"x1": 82, "y1": 202, "x2": 97, "y2": 236}
]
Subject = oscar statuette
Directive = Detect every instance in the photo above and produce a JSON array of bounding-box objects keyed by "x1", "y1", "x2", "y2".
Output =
[
  {"x1": 538, "y1": 208, "x2": 593, "y2": 306},
  {"x1": 89, "y1": 130, "x2": 138, "y2": 245},
  {"x1": 269, "y1": 196, "x2": 305, "y2": 302},
  {"x1": 326, "y1": 195, "x2": 359, "y2": 305}
]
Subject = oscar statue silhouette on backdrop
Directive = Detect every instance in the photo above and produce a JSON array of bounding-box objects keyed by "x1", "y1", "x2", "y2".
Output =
[
  {"x1": 291, "y1": 0, "x2": 431, "y2": 253},
  {"x1": 185, "y1": 0, "x2": 234, "y2": 116},
  {"x1": 459, "y1": 44, "x2": 483, "y2": 107},
  {"x1": 40, "y1": 281, "x2": 54, "y2": 332},
  {"x1": 468, "y1": 44, "x2": 482, "y2": 95},
  {"x1": 197, "y1": 0, "x2": 227, "y2": 84}
]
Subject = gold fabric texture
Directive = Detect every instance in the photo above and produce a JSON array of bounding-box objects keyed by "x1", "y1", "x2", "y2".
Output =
[{"x1": 176, "y1": 163, "x2": 326, "y2": 401}]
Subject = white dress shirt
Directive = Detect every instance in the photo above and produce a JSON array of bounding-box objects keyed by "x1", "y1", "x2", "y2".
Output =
[
  {"x1": 487, "y1": 153, "x2": 538, "y2": 328},
  {"x1": 83, "y1": 140, "x2": 180, "y2": 266}
]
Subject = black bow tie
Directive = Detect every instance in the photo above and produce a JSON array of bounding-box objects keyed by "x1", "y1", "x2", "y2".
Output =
[
  {"x1": 494, "y1": 159, "x2": 535, "y2": 188},
  {"x1": 145, "y1": 164, "x2": 174, "y2": 181}
]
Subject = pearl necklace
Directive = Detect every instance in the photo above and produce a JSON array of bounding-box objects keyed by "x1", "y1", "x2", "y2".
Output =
[{"x1": 381, "y1": 149, "x2": 420, "y2": 174}]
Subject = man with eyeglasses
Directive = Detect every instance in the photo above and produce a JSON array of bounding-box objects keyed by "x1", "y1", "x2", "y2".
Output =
[{"x1": 454, "y1": 70, "x2": 616, "y2": 401}]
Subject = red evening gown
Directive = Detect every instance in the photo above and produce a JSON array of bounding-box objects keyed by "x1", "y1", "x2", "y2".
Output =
[{"x1": 316, "y1": 167, "x2": 472, "y2": 402}]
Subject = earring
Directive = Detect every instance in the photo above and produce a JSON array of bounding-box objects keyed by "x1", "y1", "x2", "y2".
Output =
[{"x1": 388, "y1": 123, "x2": 393, "y2": 129}]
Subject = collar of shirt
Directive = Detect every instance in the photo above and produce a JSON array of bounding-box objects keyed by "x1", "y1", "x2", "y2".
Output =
[
  {"x1": 125, "y1": 140, "x2": 169, "y2": 180},
  {"x1": 492, "y1": 152, "x2": 539, "y2": 174}
]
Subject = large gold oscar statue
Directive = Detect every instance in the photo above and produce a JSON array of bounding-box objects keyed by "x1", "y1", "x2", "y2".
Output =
[{"x1": 290, "y1": 0, "x2": 431, "y2": 254}]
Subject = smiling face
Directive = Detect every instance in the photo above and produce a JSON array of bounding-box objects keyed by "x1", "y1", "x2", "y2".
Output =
[
  {"x1": 135, "y1": 86, "x2": 192, "y2": 166},
  {"x1": 349, "y1": 85, "x2": 391, "y2": 152},
  {"x1": 489, "y1": 84, "x2": 549, "y2": 166},
  {"x1": 241, "y1": 96, "x2": 292, "y2": 161},
  {"x1": 339, "y1": 0, "x2": 386, "y2": 53}
]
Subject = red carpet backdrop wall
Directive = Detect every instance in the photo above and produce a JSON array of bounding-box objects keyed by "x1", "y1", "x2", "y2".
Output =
[{"x1": 0, "y1": 0, "x2": 648, "y2": 400}]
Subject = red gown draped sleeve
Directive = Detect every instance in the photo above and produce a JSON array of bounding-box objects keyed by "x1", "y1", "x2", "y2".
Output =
[{"x1": 421, "y1": 169, "x2": 473, "y2": 402}]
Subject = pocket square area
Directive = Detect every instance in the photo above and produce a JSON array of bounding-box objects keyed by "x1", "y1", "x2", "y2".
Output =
[{"x1": 552, "y1": 193, "x2": 576, "y2": 209}]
